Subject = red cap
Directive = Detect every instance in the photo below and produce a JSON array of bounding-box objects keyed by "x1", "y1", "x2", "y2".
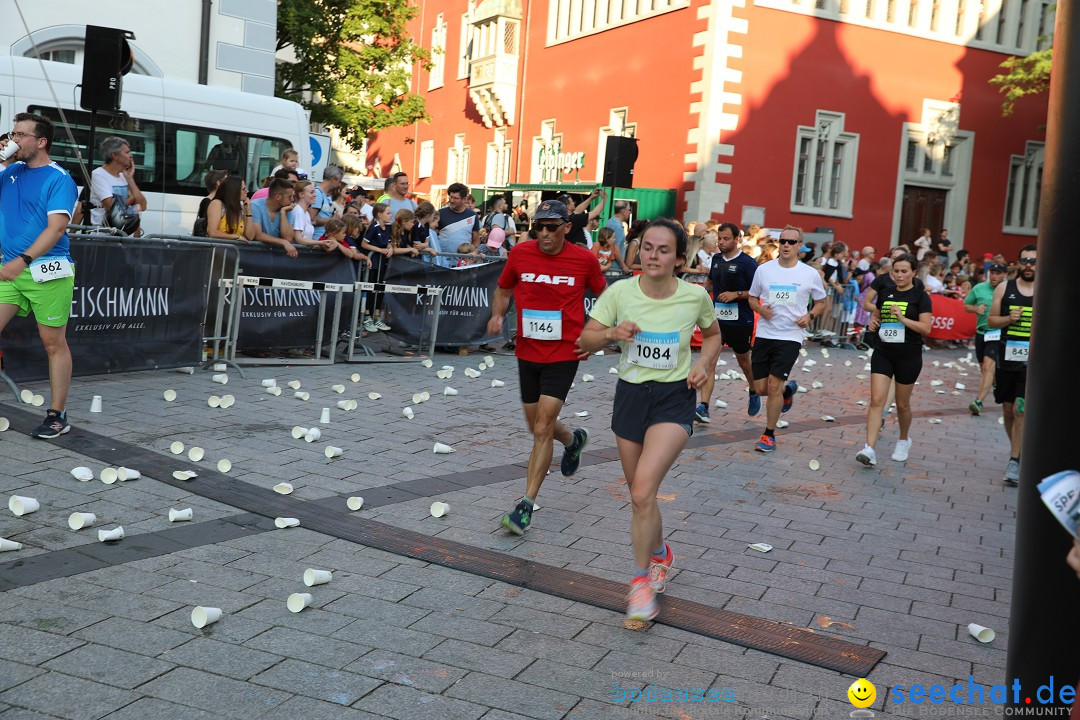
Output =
[{"x1": 983, "y1": 253, "x2": 993, "y2": 259}]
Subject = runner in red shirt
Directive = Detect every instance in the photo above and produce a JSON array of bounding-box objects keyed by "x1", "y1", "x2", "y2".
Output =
[{"x1": 487, "y1": 199, "x2": 607, "y2": 535}]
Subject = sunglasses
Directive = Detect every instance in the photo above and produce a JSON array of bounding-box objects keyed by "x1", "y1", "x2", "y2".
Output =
[
  {"x1": 1018, "y1": 257, "x2": 1036, "y2": 265},
  {"x1": 532, "y1": 222, "x2": 565, "y2": 233},
  {"x1": 778, "y1": 238, "x2": 800, "y2": 246}
]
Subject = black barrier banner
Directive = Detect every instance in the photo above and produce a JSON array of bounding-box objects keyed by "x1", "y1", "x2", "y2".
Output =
[
  {"x1": 229, "y1": 248, "x2": 357, "y2": 350},
  {"x1": 382, "y1": 257, "x2": 504, "y2": 346},
  {"x1": 1, "y1": 239, "x2": 213, "y2": 382}
]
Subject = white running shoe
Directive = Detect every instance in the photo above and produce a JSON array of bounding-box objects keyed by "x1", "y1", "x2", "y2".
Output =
[
  {"x1": 363, "y1": 317, "x2": 378, "y2": 333},
  {"x1": 892, "y1": 438, "x2": 912, "y2": 462},
  {"x1": 374, "y1": 319, "x2": 392, "y2": 331},
  {"x1": 855, "y1": 445, "x2": 877, "y2": 466}
]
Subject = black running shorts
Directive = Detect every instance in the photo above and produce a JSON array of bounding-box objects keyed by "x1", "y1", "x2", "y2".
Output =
[
  {"x1": 719, "y1": 324, "x2": 753, "y2": 355},
  {"x1": 751, "y1": 338, "x2": 801, "y2": 381},
  {"x1": 610, "y1": 379, "x2": 695, "y2": 444},
  {"x1": 517, "y1": 358, "x2": 579, "y2": 404},
  {"x1": 870, "y1": 348, "x2": 923, "y2": 385}
]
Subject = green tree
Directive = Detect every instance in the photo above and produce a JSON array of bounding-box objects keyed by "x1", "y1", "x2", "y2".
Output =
[
  {"x1": 277, "y1": 0, "x2": 431, "y2": 151},
  {"x1": 990, "y1": 47, "x2": 1052, "y2": 116}
]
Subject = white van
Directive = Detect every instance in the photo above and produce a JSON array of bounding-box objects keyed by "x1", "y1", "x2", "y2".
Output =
[{"x1": 0, "y1": 55, "x2": 311, "y2": 235}]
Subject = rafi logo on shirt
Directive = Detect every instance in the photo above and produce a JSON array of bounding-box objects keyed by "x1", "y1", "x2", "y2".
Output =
[{"x1": 520, "y1": 273, "x2": 576, "y2": 286}]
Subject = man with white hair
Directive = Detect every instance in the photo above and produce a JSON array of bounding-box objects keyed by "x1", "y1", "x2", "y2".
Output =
[{"x1": 856, "y1": 246, "x2": 877, "y2": 273}]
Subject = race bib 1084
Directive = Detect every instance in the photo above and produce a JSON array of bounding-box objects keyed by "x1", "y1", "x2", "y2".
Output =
[{"x1": 629, "y1": 331, "x2": 679, "y2": 370}]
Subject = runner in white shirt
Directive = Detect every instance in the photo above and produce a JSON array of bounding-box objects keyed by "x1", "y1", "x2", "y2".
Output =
[{"x1": 746, "y1": 225, "x2": 827, "y2": 453}]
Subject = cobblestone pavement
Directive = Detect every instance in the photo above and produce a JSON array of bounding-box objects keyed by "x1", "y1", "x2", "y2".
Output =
[{"x1": 0, "y1": 343, "x2": 1016, "y2": 720}]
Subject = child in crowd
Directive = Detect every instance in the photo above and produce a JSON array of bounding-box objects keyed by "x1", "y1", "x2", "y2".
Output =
[
  {"x1": 478, "y1": 227, "x2": 507, "y2": 258},
  {"x1": 392, "y1": 209, "x2": 439, "y2": 258},
  {"x1": 455, "y1": 242, "x2": 480, "y2": 267},
  {"x1": 323, "y1": 218, "x2": 368, "y2": 263},
  {"x1": 592, "y1": 227, "x2": 629, "y2": 273},
  {"x1": 361, "y1": 203, "x2": 419, "y2": 333}
]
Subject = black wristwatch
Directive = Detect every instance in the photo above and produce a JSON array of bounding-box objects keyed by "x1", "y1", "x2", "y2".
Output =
[{"x1": 17, "y1": 253, "x2": 32, "y2": 265}]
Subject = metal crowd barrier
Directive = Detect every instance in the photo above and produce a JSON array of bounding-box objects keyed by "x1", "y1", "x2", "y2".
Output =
[
  {"x1": 217, "y1": 274, "x2": 351, "y2": 367},
  {"x1": 807, "y1": 282, "x2": 861, "y2": 350},
  {"x1": 141, "y1": 233, "x2": 244, "y2": 375},
  {"x1": 345, "y1": 278, "x2": 443, "y2": 363}
]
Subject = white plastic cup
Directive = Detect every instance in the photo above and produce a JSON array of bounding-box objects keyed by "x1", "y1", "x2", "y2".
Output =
[
  {"x1": 403, "y1": 407, "x2": 414, "y2": 419},
  {"x1": 0, "y1": 537, "x2": 23, "y2": 552},
  {"x1": 273, "y1": 483, "x2": 294, "y2": 495},
  {"x1": 325, "y1": 446, "x2": 343, "y2": 459},
  {"x1": 336, "y1": 400, "x2": 351, "y2": 410},
  {"x1": 295, "y1": 391, "x2": 310, "y2": 401},
  {"x1": 274, "y1": 517, "x2": 300, "y2": 528},
  {"x1": 9, "y1": 495, "x2": 40, "y2": 516},
  {"x1": 303, "y1": 569, "x2": 332, "y2": 587},
  {"x1": 0, "y1": 417, "x2": 8, "y2": 432},
  {"x1": 412, "y1": 393, "x2": 424, "y2": 405},
  {"x1": 287, "y1": 592, "x2": 313, "y2": 613},
  {"x1": 220, "y1": 394, "x2": 235, "y2": 409},
  {"x1": 217, "y1": 459, "x2": 233, "y2": 473},
  {"x1": 350, "y1": 373, "x2": 361, "y2": 382},
  {"x1": 163, "y1": 389, "x2": 177, "y2": 402},
  {"x1": 261, "y1": 379, "x2": 277, "y2": 387},
  {"x1": 332, "y1": 384, "x2": 346, "y2": 394},
  {"x1": 291, "y1": 426, "x2": 306, "y2": 439},
  {"x1": 968, "y1": 623, "x2": 995, "y2": 643},
  {"x1": 188, "y1": 447, "x2": 205, "y2": 462},
  {"x1": 443, "y1": 386, "x2": 458, "y2": 396},
  {"x1": 71, "y1": 466, "x2": 94, "y2": 482},
  {"x1": 420, "y1": 391, "x2": 430, "y2": 402},
  {"x1": 581, "y1": 374, "x2": 595, "y2": 382},
  {"x1": 346, "y1": 496, "x2": 363, "y2": 510},
  {"x1": 347, "y1": 400, "x2": 358, "y2": 411},
  {"x1": 90, "y1": 395, "x2": 103, "y2": 413},
  {"x1": 491, "y1": 379, "x2": 505, "y2": 388},
  {"x1": 320, "y1": 408, "x2": 331, "y2": 424},
  {"x1": 100, "y1": 468, "x2": 120, "y2": 484},
  {"x1": 97, "y1": 526, "x2": 124, "y2": 542},
  {"x1": 191, "y1": 606, "x2": 222, "y2": 628},
  {"x1": 176, "y1": 366, "x2": 195, "y2": 374},
  {"x1": 30, "y1": 394, "x2": 44, "y2": 407},
  {"x1": 265, "y1": 386, "x2": 282, "y2": 396},
  {"x1": 484, "y1": 355, "x2": 495, "y2": 366},
  {"x1": 305, "y1": 428, "x2": 321, "y2": 442},
  {"x1": 19, "y1": 388, "x2": 33, "y2": 404},
  {"x1": 118, "y1": 467, "x2": 140, "y2": 481},
  {"x1": 421, "y1": 359, "x2": 433, "y2": 368},
  {"x1": 173, "y1": 470, "x2": 197, "y2": 480},
  {"x1": 207, "y1": 396, "x2": 221, "y2": 408},
  {"x1": 430, "y1": 501, "x2": 450, "y2": 518},
  {"x1": 433, "y1": 442, "x2": 454, "y2": 454},
  {"x1": 213, "y1": 363, "x2": 227, "y2": 372},
  {"x1": 288, "y1": 380, "x2": 302, "y2": 390},
  {"x1": 0, "y1": 139, "x2": 21, "y2": 161},
  {"x1": 170, "y1": 441, "x2": 185, "y2": 454},
  {"x1": 169, "y1": 508, "x2": 193, "y2": 522},
  {"x1": 68, "y1": 512, "x2": 96, "y2": 530},
  {"x1": 464, "y1": 368, "x2": 480, "y2": 378},
  {"x1": 367, "y1": 392, "x2": 381, "y2": 400},
  {"x1": 212, "y1": 373, "x2": 228, "y2": 384}
]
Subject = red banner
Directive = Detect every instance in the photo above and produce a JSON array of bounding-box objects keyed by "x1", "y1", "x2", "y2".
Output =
[{"x1": 927, "y1": 294, "x2": 977, "y2": 340}]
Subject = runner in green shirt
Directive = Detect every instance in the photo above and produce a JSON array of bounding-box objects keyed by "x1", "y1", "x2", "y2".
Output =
[{"x1": 963, "y1": 263, "x2": 1007, "y2": 415}]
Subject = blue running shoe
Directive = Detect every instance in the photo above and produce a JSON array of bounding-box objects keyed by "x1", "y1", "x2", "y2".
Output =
[
  {"x1": 781, "y1": 381, "x2": 798, "y2": 413},
  {"x1": 747, "y1": 391, "x2": 762, "y2": 417},
  {"x1": 754, "y1": 434, "x2": 776, "y2": 452},
  {"x1": 499, "y1": 499, "x2": 533, "y2": 535},
  {"x1": 560, "y1": 428, "x2": 588, "y2": 476}
]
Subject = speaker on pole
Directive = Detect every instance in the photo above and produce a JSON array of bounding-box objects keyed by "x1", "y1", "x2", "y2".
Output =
[
  {"x1": 603, "y1": 136, "x2": 638, "y2": 188},
  {"x1": 80, "y1": 26, "x2": 135, "y2": 112}
]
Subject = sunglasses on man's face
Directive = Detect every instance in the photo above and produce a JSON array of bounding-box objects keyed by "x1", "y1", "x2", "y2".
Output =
[
  {"x1": 778, "y1": 238, "x2": 800, "y2": 246},
  {"x1": 532, "y1": 222, "x2": 565, "y2": 233},
  {"x1": 1018, "y1": 257, "x2": 1036, "y2": 265}
]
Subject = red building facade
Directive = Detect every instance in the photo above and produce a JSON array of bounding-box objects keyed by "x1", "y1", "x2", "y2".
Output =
[{"x1": 365, "y1": 0, "x2": 1050, "y2": 259}]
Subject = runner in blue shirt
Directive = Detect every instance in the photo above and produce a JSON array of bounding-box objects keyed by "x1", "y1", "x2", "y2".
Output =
[{"x1": 0, "y1": 113, "x2": 79, "y2": 439}]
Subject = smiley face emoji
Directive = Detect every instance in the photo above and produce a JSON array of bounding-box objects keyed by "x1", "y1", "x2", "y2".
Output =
[{"x1": 848, "y1": 678, "x2": 876, "y2": 708}]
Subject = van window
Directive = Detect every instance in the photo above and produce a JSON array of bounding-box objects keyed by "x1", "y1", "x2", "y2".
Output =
[
  {"x1": 28, "y1": 106, "x2": 160, "y2": 189},
  {"x1": 165, "y1": 125, "x2": 291, "y2": 196}
]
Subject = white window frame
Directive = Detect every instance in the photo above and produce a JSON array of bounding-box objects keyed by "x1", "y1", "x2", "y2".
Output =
[
  {"x1": 447, "y1": 134, "x2": 470, "y2": 185},
  {"x1": 531, "y1": 119, "x2": 562, "y2": 183},
  {"x1": 418, "y1": 140, "x2": 435, "y2": 179},
  {"x1": 546, "y1": 0, "x2": 690, "y2": 45},
  {"x1": 429, "y1": 14, "x2": 447, "y2": 91},
  {"x1": 1002, "y1": 141, "x2": 1043, "y2": 235},
  {"x1": 595, "y1": 107, "x2": 638, "y2": 181},
  {"x1": 789, "y1": 110, "x2": 859, "y2": 218},
  {"x1": 458, "y1": 5, "x2": 475, "y2": 79},
  {"x1": 486, "y1": 128, "x2": 513, "y2": 187}
]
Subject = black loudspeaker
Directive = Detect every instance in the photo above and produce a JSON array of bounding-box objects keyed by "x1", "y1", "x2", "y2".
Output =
[
  {"x1": 80, "y1": 26, "x2": 135, "y2": 111},
  {"x1": 602, "y1": 136, "x2": 638, "y2": 188}
]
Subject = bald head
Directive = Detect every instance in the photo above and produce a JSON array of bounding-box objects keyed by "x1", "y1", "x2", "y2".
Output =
[{"x1": 862, "y1": 246, "x2": 876, "y2": 258}]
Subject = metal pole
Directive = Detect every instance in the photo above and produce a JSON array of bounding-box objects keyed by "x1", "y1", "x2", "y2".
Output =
[{"x1": 1005, "y1": 0, "x2": 1080, "y2": 706}]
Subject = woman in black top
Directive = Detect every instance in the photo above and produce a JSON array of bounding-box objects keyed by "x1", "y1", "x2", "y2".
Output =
[{"x1": 856, "y1": 253, "x2": 933, "y2": 467}]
